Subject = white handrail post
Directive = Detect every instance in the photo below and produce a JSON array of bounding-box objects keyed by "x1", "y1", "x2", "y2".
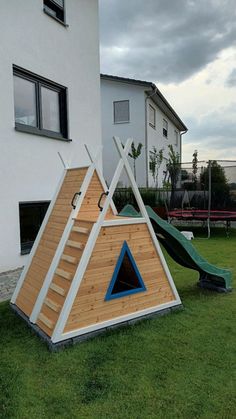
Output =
[{"x1": 84, "y1": 144, "x2": 118, "y2": 215}]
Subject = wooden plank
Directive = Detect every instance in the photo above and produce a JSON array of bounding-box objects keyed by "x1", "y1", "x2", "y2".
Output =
[
  {"x1": 57, "y1": 260, "x2": 77, "y2": 275},
  {"x1": 44, "y1": 297, "x2": 61, "y2": 313},
  {"x1": 56, "y1": 268, "x2": 73, "y2": 281},
  {"x1": 68, "y1": 232, "x2": 88, "y2": 244},
  {"x1": 61, "y1": 254, "x2": 77, "y2": 264},
  {"x1": 67, "y1": 240, "x2": 84, "y2": 250},
  {"x1": 50, "y1": 283, "x2": 66, "y2": 296},
  {"x1": 62, "y1": 245, "x2": 83, "y2": 259},
  {"x1": 38, "y1": 313, "x2": 54, "y2": 330},
  {"x1": 72, "y1": 226, "x2": 89, "y2": 234},
  {"x1": 65, "y1": 289, "x2": 174, "y2": 332},
  {"x1": 101, "y1": 224, "x2": 147, "y2": 235}
]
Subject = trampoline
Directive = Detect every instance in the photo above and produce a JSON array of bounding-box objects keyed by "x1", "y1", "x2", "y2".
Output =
[{"x1": 168, "y1": 209, "x2": 236, "y2": 237}]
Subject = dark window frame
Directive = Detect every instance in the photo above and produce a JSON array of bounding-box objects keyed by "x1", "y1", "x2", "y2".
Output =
[
  {"x1": 43, "y1": 0, "x2": 67, "y2": 26},
  {"x1": 19, "y1": 201, "x2": 50, "y2": 254},
  {"x1": 113, "y1": 100, "x2": 130, "y2": 124},
  {"x1": 13, "y1": 65, "x2": 70, "y2": 141},
  {"x1": 163, "y1": 118, "x2": 168, "y2": 138}
]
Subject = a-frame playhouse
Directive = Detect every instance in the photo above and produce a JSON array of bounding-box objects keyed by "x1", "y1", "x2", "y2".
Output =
[{"x1": 11, "y1": 138, "x2": 182, "y2": 349}]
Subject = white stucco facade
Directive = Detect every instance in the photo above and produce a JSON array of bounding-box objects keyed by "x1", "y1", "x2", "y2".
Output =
[
  {"x1": 101, "y1": 76, "x2": 187, "y2": 188},
  {"x1": 0, "y1": 0, "x2": 101, "y2": 272}
]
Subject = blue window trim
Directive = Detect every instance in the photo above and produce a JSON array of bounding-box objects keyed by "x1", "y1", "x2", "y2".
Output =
[{"x1": 105, "y1": 241, "x2": 146, "y2": 301}]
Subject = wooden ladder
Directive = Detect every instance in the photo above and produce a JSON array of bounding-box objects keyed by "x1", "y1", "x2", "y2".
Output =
[{"x1": 36, "y1": 220, "x2": 94, "y2": 335}]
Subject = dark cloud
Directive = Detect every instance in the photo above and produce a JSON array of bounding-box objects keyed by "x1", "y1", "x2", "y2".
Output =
[
  {"x1": 184, "y1": 103, "x2": 236, "y2": 151},
  {"x1": 225, "y1": 68, "x2": 236, "y2": 87},
  {"x1": 99, "y1": 0, "x2": 236, "y2": 83}
]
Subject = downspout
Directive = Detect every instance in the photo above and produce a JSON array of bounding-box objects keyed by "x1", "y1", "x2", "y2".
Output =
[
  {"x1": 180, "y1": 129, "x2": 188, "y2": 164},
  {"x1": 145, "y1": 87, "x2": 158, "y2": 187}
]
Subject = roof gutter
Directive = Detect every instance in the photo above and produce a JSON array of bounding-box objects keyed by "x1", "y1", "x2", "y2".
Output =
[{"x1": 180, "y1": 129, "x2": 188, "y2": 164}]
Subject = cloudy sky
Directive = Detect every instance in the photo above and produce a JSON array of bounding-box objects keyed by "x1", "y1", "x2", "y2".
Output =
[{"x1": 99, "y1": 0, "x2": 236, "y2": 162}]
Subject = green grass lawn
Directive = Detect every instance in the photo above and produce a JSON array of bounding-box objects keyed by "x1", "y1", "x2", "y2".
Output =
[{"x1": 1, "y1": 230, "x2": 236, "y2": 418}]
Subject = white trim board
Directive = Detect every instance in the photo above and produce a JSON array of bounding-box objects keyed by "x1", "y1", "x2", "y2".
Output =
[
  {"x1": 56, "y1": 300, "x2": 182, "y2": 343},
  {"x1": 102, "y1": 217, "x2": 146, "y2": 227}
]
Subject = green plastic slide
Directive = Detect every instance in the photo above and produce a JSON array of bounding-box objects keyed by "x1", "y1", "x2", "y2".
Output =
[{"x1": 119, "y1": 205, "x2": 232, "y2": 292}]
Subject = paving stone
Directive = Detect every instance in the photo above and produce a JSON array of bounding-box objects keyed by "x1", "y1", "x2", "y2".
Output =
[{"x1": 0, "y1": 267, "x2": 23, "y2": 302}]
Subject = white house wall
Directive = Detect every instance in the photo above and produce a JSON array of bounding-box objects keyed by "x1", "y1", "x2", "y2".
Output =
[
  {"x1": 147, "y1": 98, "x2": 181, "y2": 187},
  {"x1": 101, "y1": 79, "x2": 182, "y2": 189},
  {"x1": 101, "y1": 79, "x2": 146, "y2": 187},
  {"x1": 0, "y1": 0, "x2": 101, "y2": 271}
]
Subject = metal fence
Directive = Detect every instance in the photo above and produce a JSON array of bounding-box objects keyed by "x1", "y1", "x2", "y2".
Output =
[
  {"x1": 168, "y1": 160, "x2": 236, "y2": 211},
  {"x1": 113, "y1": 160, "x2": 236, "y2": 237}
]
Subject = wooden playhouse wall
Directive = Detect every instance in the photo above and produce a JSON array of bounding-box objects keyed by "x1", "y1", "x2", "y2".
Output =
[
  {"x1": 64, "y1": 223, "x2": 175, "y2": 334},
  {"x1": 15, "y1": 167, "x2": 113, "y2": 324},
  {"x1": 15, "y1": 168, "x2": 87, "y2": 317}
]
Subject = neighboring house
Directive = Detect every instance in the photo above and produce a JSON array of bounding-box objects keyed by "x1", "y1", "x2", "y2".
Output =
[
  {"x1": 0, "y1": 0, "x2": 101, "y2": 272},
  {"x1": 101, "y1": 74, "x2": 187, "y2": 187}
]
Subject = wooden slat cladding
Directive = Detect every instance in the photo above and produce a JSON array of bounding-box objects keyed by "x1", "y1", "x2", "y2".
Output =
[
  {"x1": 64, "y1": 223, "x2": 175, "y2": 333},
  {"x1": 15, "y1": 168, "x2": 88, "y2": 317},
  {"x1": 36, "y1": 220, "x2": 94, "y2": 336},
  {"x1": 76, "y1": 171, "x2": 114, "y2": 220}
]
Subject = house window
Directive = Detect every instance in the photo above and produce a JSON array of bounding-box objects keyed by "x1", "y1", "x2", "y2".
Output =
[
  {"x1": 43, "y1": 0, "x2": 65, "y2": 24},
  {"x1": 114, "y1": 100, "x2": 130, "y2": 124},
  {"x1": 13, "y1": 66, "x2": 68, "y2": 140},
  {"x1": 149, "y1": 104, "x2": 156, "y2": 128},
  {"x1": 175, "y1": 130, "x2": 178, "y2": 146},
  {"x1": 19, "y1": 201, "x2": 50, "y2": 254},
  {"x1": 163, "y1": 119, "x2": 168, "y2": 138}
]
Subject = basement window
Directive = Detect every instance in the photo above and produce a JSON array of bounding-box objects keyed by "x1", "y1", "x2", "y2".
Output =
[
  {"x1": 105, "y1": 241, "x2": 146, "y2": 300},
  {"x1": 19, "y1": 201, "x2": 50, "y2": 254},
  {"x1": 43, "y1": 0, "x2": 65, "y2": 24},
  {"x1": 13, "y1": 66, "x2": 69, "y2": 140}
]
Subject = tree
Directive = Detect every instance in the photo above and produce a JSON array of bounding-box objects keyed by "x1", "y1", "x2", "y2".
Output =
[
  {"x1": 166, "y1": 145, "x2": 181, "y2": 208},
  {"x1": 128, "y1": 141, "x2": 143, "y2": 181},
  {"x1": 149, "y1": 147, "x2": 164, "y2": 187},
  {"x1": 166, "y1": 145, "x2": 180, "y2": 191},
  {"x1": 192, "y1": 150, "x2": 198, "y2": 186},
  {"x1": 200, "y1": 160, "x2": 230, "y2": 209}
]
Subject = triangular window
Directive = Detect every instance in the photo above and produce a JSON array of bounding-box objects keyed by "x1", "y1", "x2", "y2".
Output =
[{"x1": 105, "y1": 241, "x2": 146, "y2": 300}]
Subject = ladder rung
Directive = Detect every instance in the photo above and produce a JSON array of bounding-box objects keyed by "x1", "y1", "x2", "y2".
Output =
[
  {"x1": 44, "y1": 298, "x2": 60, "y2": 313},
  {"x1": 50, "y1": 283, "x2": 66, "y2": 296},
  {"x1": 38, "y1": 313, "x2": 54, "y2": 330},
  {"x1": 61, "y1": 254, "x2": 77, "y2": 264},
  {"x1": 72, "y1": 226, "x2": 89, "y2": 234},
  {"x1": 56, "y1": 268, "x2": 72, "y2": 281},
  {"x1": 67, "y1": 240, "x2": 84, "y2": 250}
]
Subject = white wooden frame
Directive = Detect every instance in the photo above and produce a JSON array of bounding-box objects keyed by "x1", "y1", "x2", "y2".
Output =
[
  {"x1": 30, "y1": 146, "x2": 108, "y2": 323},
  {"x1": 85, "y1": 144, "x2": 117, "y2": 215},
  {"x1": 60, "y1": 300, "x2": 181, "y2": 341},
  {"x1": 51, "y1": 139, "x2": 132, "y2": 342},
  {"x1": 51, "y1": 138, "x2": 181, "y2": 343}
]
